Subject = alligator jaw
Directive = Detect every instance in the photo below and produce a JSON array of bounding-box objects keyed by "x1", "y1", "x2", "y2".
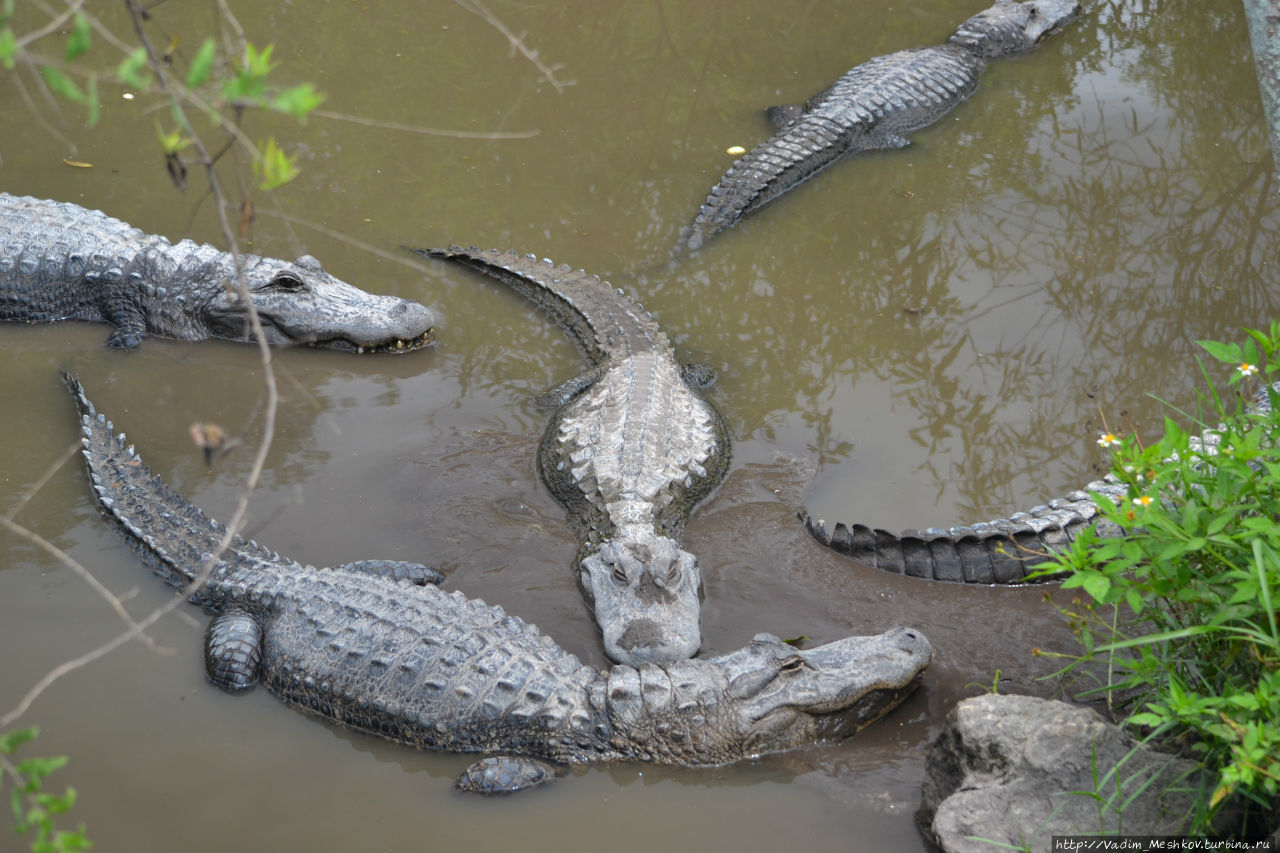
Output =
[{"x1": 305, "y1": 328, "x2": 435, "y2": 354}]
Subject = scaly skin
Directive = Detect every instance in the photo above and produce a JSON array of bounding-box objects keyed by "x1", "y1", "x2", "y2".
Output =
[
  {"x1": 417, "y1": 248, "x2": 731, "y2": 666},
  {"x1": 685, "y1": 0, "x2": 1081, "y2": 250},
  {"x1": 63, "y1": 372, "x2": 931, "y2": 793},
  {"x1": 803, "y1": 385, "x2": 1271, "y2": 584},
  {"x1": 0, "y1": 193, "x2": 434, "y2": 351}
]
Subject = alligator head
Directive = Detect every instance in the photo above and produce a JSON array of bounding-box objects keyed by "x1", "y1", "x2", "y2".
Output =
[
  {"x1": 197, "y1": 254, "x2": 435, "y2": 353},
  {"x1": 947, "y1": 0, "x2": 1081, "y2": 59},
  {"x1": 717, "y1": 628, "x2": 932, "y2": 757},
  {"x1": 579, "y1": 527, "x2": 702, "y2": 666},
  {"x1": 605, "y1": 627, "x2": 932, "y2": 764}
]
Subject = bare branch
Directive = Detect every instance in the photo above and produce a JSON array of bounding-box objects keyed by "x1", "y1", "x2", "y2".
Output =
[
  {"x1": 454, "y1": 0, "x2": 575, "y2": 93},
  {"x1": 310, "y1": 108, "x2": 538, "y2": 140}
]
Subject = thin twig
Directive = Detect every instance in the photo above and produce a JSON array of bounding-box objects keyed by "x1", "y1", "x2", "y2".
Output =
[
  {"x1": 0, "y1": 2, "x2": 284, "y2": 728},
  {"x1": 454, "y1": 0, "x2": 575, "y2": 93},
  {"x1": 310, "y1": 108, "x2": 538, "y2": 140}
]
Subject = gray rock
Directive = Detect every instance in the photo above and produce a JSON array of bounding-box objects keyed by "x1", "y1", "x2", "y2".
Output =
[{"x1": 918, "y1": 694, "x2": 1207, "y2": 851}]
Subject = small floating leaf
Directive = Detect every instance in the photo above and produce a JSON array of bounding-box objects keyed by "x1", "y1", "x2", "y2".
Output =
[
  {"x1": 726, "y1": 145, "x2": 746, "y2": 156},
  {"x1": 62, "y1": 159, "x2": 94, "y2": 168}
]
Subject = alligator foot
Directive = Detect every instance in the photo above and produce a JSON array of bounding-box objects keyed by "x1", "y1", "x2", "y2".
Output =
[
  {"x1": 205, "y1": 608, "x2": 264, "y2": 692},
  {"x1": 455, "y1": 756, "x2": 558, "y2": 794},
  {"x1": 335, "y1": 560, "x2": 445, "y2": 585}
]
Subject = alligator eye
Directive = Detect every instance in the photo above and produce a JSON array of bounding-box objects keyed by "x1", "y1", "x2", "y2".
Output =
[
  {"x1": 264, "y1": 272, "x2": 306, "y2": 292},
  {"x1": 612, "y1": 564, "x2": 628, "y2": 586},
  {"x1": 666, "y1": 562, "x2": 681, "y2": 585},
  {"x1": 778, "y1": 656, "x2": 808, "y2": 675}
]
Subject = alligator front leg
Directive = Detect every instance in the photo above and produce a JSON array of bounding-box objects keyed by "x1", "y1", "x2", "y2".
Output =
[
  {"x1": 204, "y1": 608, "x2": 263, "y2": 692},
  {"x1": 102, "y1": 297, "x2": 148, "y2": 349},
  {"x1": 455, "y1": 756, "x2": 558, "y2": 794},
  {"x1": 531, "y1": 366, "x2": 605, "y2": 409},
  {"x1": 333, "y1": 560, "x2": 445, "y2": 586}
]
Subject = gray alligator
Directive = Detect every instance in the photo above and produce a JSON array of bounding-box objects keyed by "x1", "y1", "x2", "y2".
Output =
[
  {"x1": 0, "y1": 192, "x2": 434, "y2": 351},
  {"x1": 802, "y1": 386, "x2": 1269, "y2": 584},
  {"x1": 64, "y1": 372, "x2": 932, "y2": 794},
  {"x1": 685, "y1": 0, "x2": 1081, "y2": 249},
  {"x1": 416, "y1": 247, "x2": 731, "y2": 667}
]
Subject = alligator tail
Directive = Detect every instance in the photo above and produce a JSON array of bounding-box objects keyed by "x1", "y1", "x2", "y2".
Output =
[
  {"x1": 801, "y1": 478, "x2": 1128, "y2": 584},
  {"x1": 63, "y1": 371, "x2": 279, "y2": 596},
  {"x1": 685, "y1": 118, "x2": 855, "y2": 250}
]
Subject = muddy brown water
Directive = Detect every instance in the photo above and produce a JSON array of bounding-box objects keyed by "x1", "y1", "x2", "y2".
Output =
[{"x1": 1, "y1": 1, "x2": 1275, "y2": 850}]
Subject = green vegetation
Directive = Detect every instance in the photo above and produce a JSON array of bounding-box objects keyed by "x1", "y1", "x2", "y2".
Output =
[
  {"x1": 1036, "y1": 323, "x2": 1280, "y2": 834},
  {"x1": 1, "y1": 728, "x2": 89, "y2": 853},
  {"x1": 0, "y1": 3, "x2": 324, "y2": 193}
]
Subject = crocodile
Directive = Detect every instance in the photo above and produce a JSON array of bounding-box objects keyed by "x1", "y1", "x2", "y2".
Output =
[
  {"x1": 802, "y1": 385, "x2": 1273, "y2": 584},
  {"x1": 414, "y1": 247, "x2": 730, "y2": 667},
  {"x1": 0, "y1": 192, "x2": 435, "y2": 351},
  {"x1": 63, "y1": 372, "x2": 932, "y2": 794},
  {"x1": 684, "y1": 0, "x2": 1081, "y2": 250}
]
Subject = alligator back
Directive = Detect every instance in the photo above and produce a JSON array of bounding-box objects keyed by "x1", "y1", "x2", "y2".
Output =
[
  {"x1": 421, "y1": 247, "x2": 730, "y2": 541},
  {"x1": 0, "y1": 193, "x2": 201, "y2": 332},
  {"x1": 686, "y1": 46, "x2": 982, "y2": 250},
  {"x1": 65, "y1": 373, "x2": 614, "y2": 762},
  {"x1": 420, "y1": 248, "x2": 730, "y2": 665}
]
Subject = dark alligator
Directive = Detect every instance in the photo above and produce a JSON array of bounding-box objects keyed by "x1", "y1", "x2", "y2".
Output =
[
  {"x1": 684, "y1": 0, "x2": 1081, "y2": 250},
  {"x1": 63, "y1": 372, "x2": 932, "y2": 794},
  {"x1": 0, "y1": 192, "x2": 434, "y2": 351},
  {"x1": 802, "y1": 387, "x2": 1265, "y2": 584},
  {"x1": 415, "y1": 247, "x2": 730, "y2": 667}
]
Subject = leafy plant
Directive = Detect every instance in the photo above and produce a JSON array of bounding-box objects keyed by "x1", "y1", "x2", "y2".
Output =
[
  {"x1": 2, "y1": 4, "x2": 325, "y2": 192},
  {"x1": 1, "y1": 727, "x2": 90, "y2": 852},
  {"x1": 1035, "y1": 322, "x2": 1280, "y2": 834}
]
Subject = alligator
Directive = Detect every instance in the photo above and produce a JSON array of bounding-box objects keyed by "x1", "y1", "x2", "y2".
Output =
[
  {"x1": 0, "y1": 192, "x2": 434, "y2": 351},
  {"x1": 802, "y1": 385, "x2": 1270, "y2": 584},
  {"x1": 63, "y1": 371, "x2": 932, "y2": 794},
  {"x1": 684, "y1": 0, "x2": 1081, "y2": 250},
  {"x1": 415, "y1": 247, "x2": 731, "y2": 667}
]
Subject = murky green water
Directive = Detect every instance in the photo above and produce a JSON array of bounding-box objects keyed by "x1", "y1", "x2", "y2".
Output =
[{"x1": 1, "y1": 1, "x2": 1275, "y2": 850}]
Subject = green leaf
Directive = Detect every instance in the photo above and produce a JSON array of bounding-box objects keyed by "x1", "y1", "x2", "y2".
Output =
[
  {"x1": 0, "y1": 726, "x2": 38, "y2": 754},
  {"x1": 253, "y1": 137, "x2": 300, "y2": 191},
  {"x1": 270, "y1": 82, "x2": 325, "y2": 119},
  {"x1": 1198, "y1": 339, "x2": 1243, "y2": 365},
  {"x1": 65, "y1": 13, "x2": 91, "y2": 62},
  {"x1": 39, "y1": 66, "x2": 86, "y2": 104},
  {"x1": 0, "y1": 25, "x2": 16, "y2": 71},
  {"x1": 1080, "y1": 570, "x2": 1112, "y2": 603},
  {"x1": 186, "y1": 37, "x2": 216, "y2": 88},
  {"x1": 117, "y1": 47, "x2": 150, "y2": 90}
]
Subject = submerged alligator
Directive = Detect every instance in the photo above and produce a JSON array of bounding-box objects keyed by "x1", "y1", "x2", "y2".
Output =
[
  {"x1": 416, "y1": 248, "x2": 731, "y2": 667},
  {"x1": 684, "y1": 0, "x2": 1081, "y2": 249},
  {"x1": 803, "y1": 386, "x2": 1269, "y2": 584},
  {"x1": 64, "y1": 372, "x2": 931, "y2": 793},
  {"x1": 0, "y1": 193, "x2": 434, "y2": 351}
]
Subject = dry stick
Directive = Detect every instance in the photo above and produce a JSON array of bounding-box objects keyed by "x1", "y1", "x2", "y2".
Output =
[
  {"x1": 310, "y1": 108, "x2": 539, "y2": 140},
  {"x1": 0, "y1": 3, "x2": 282, "y2": 728},
  {"x1": 0, "y1": 441, "x2": 165, "y2": 652},
  {"x1": 250, "y1": 205, "x2": 434, "y2": 269},
  {"x1": 454, "y1": 0, "x2": 575, "y2": 93}
]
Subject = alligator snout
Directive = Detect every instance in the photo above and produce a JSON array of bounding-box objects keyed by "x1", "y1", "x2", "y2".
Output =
[{"x1": 612, "y1": 618, "x2": 700, "y2": 664}]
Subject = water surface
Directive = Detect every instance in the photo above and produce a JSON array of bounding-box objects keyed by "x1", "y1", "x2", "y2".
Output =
[{"x1": 1, "y1": 1, "x2": 1274, "y2": 849}]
